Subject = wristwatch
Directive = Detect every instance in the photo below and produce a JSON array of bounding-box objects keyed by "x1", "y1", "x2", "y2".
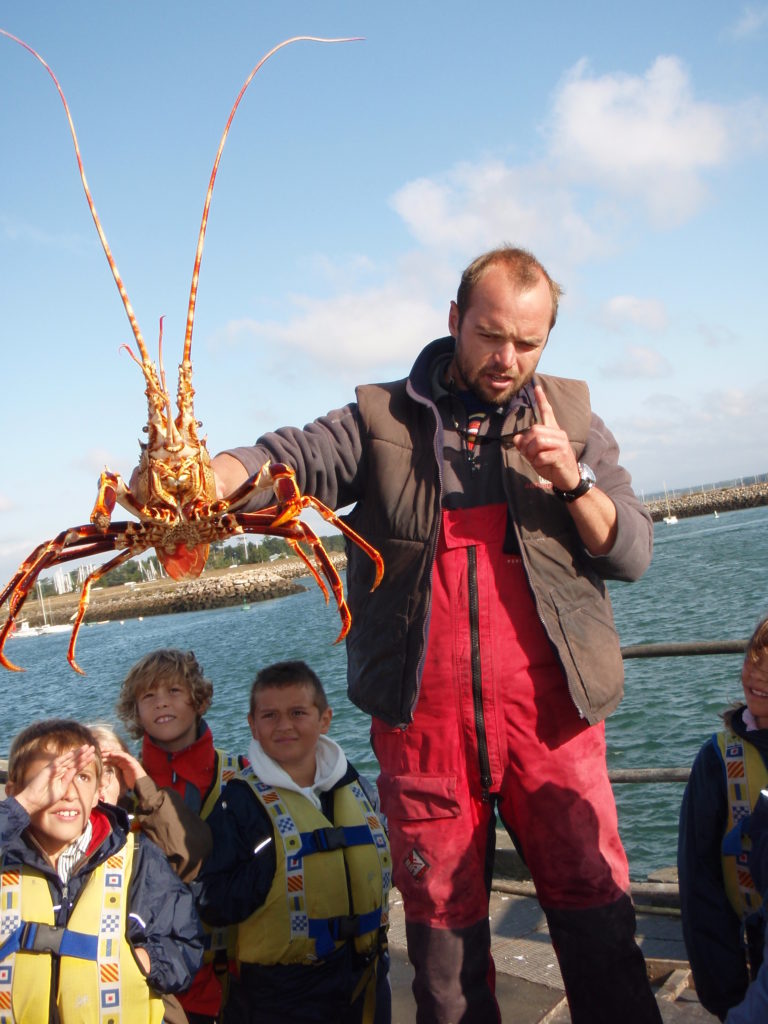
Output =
[{"x1": 553, "y1": 463, "x2": 596, "y2": 503}]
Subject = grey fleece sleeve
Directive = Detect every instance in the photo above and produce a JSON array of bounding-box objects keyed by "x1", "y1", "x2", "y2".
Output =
[{"x1": 222, "y1": 402, "x2": 364, "y2": 513}]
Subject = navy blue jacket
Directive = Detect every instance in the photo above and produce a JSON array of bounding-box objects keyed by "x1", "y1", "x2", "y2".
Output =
[
  {"x1": 726, "y1": 791, "x2": 768, "y2": 1022},
  {"x1": 678, "y1": 707, "x2": 768, "y2": 1020}
]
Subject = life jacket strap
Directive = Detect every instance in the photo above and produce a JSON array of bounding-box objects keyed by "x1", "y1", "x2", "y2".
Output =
[
  {"x1": 0, "y1": 921, "x2": 98, "y2": 961},
  {"x1": 308, "y1": 907, "x2": 383, "y2": 957},
  {"x1": 300, "y1": 825, "x2": 374, "y2": 855}
]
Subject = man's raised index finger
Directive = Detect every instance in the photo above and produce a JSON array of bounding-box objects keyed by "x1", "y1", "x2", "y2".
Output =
[{"x1": 533, "y1": 383, "x2": 559, "y2": 427}]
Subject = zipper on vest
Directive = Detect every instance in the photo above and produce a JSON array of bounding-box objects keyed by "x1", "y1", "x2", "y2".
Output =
[{"x1": 467, "y1": 546, "x2": 492, "y2": 800}]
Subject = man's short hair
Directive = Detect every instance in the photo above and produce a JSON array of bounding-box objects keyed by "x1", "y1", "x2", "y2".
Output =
[
  {"x1": 8, "y1": 719, "x2": 102, "y2": 786},
  {"x1": 746, "y1": 614, "x2": 768, "y2": 665},
  {"x1": 455, "y1": 245, "x2": 563, "y2": 330},
  {"x1": 116, "y1": 648, "x2": 213, "y2": 739},
  {"x1": 249, "y1": 660, "x2": 329, "y2": 716}
]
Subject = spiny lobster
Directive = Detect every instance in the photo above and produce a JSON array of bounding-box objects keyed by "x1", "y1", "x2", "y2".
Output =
[{"x1": 0, "y1": 29, "x2": 383, "y2": 674}]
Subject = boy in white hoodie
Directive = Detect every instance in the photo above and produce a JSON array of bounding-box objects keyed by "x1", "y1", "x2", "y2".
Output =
[{"x1": 196, "y1": 660, "x2": 391, "y2": 1024}]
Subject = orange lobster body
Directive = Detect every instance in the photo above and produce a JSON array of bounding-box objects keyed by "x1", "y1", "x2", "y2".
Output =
[{"x1": 0, "y1": 29, "x2": 382, "y2": 674}]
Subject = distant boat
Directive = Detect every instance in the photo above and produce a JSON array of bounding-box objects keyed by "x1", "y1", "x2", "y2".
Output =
[
  {"x1": 663, "y1": 483, "x2": 678, "y2": 525},
  {"x1": 8, "y1": 619, "x2": 70, "y2": 639},
  {"x1": 713, "y1": 511, "x2": 720, "y2": 519}
]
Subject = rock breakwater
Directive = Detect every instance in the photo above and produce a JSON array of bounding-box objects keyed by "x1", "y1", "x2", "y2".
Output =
[
  {"x1": 645, "y1": 481, "x2": 768, "y2": 523},
  {"x1": 23, "y1": 556, "x2": 348, "y2": 628}
]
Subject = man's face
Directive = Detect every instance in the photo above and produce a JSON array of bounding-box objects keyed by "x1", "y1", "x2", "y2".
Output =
[
  {"x1": 448, "y1": 264, "x2": 552, "y2": 405},
  {"x1": 22, "y1": 752, "x2": 100, "y2": 860}
]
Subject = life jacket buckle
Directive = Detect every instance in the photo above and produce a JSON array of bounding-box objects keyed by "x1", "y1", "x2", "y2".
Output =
[
  {"x1": 331, "y1": 914, "x2": 359, "y2": 940},
  {"x1": 313, "y1": 827, "x2": 347, "y2": 852},
  {"x1": 21, "y1": 922, "x2": 63, "y2": 955}
]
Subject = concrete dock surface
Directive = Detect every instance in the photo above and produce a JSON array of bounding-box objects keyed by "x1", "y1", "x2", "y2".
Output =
[{"x1": 386, "y1": 883, "x2": 719, "y2": 1023}]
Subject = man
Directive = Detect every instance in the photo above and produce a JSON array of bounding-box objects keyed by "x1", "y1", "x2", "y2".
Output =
[{"x1": 212, "y1": 247, "x2": 659, "y2": 1023}]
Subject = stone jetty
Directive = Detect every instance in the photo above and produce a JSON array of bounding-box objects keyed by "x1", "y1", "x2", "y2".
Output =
[
  {"x1": 20, "y1": 556, "x2": 347, "y2": 628},
  {"x1": 645, "y1": 480, "x2": 768, "y2": 522}
]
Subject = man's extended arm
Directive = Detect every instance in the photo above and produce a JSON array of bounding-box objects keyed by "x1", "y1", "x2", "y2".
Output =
[{"x1": 211, "y1": 403, "x2": 364, "y2": 512}]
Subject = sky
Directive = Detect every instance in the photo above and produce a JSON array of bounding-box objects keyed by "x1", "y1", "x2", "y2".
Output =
[{"x1": 0, "y1": 1, "x2": 767, "y2": 585}]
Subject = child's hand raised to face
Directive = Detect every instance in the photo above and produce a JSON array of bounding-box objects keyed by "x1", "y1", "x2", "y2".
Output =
[
  {"x1": 10, "y1": 744, "x2": 97, "y2": 816},
  {"x1": 101, "y1": 747, "x2": 146, "y2": 792}
]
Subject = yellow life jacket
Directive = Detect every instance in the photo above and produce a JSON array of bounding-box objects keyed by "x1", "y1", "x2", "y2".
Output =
[
  {"x1": 199, "y1": 750, "x2": 243, "y2": 971},
  {"x1": 0, "y1": 832, "x2": 163, "y2": 1023},
  {"x1": 717, "y1": 729, "x2": 768, "y2": 920},
  {"x1": 236, "y1": 767, "x2": 391, "y2": 965}
]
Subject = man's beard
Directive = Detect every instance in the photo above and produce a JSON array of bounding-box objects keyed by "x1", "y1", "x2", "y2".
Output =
[{"x1": 453, "y1": 347, "x2": 531, "y2": 406}]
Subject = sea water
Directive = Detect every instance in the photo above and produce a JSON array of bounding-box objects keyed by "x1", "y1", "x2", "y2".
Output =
[{"x1": 3, "y1": 504, "x2": 768, "y2": 879}]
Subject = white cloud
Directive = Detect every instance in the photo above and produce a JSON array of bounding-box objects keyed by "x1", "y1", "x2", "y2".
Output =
[
  {"x1": 728, "y1": 5, "x2": 768, "y2": 38},
  {"x1": 602, "y1": 296, "x2": 668, "y2": 332},
  {"x1": 602, "y1": 345, "x2": 672, "y2": 379},
  {"x1": 216, "y1": 283, "x2": 444, "y2": 373},
  {"x1": 390, "y1": 160, "x2": 610, "y2": 265},
  {"x1": 0, "y1": 495, "x2": 12, "y2": 513},
  {"x1": 548, "y1": 57, "x2": 738, "y2": 222},
  {"x1": 387, "y1": 52, "x2": 768, "y2": 273}
]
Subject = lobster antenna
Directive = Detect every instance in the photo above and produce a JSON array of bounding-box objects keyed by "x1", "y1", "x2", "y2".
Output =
[
  {"x1": 182, "y1": 35, "x2": 363, "y2": 364},
  {"x1": 0, "y1": 29, "x2": 151, "y2": 364}
]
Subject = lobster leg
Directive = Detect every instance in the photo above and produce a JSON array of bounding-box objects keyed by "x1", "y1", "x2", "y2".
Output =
[
  {"x1": 300, "y1": 496, "x2": 384, "y2": 591},
  {"x1": 235, "y1": 512, "x2": 352, "y2": 642},
  {"x1": 0, "y1": 526, "x2": 129, "y2": 672},
  {"x1": 289, "y1": 521, "x2": 352, "y2": 643},
  {"x1": 283, "y1": 538, "x2": 331, "y2": 604},
  {"x1": 216, "y1": 461, "x2": 384, "y2": 591},
  {"x1": 91, "y1": 470, "x2": 178, "y2": 530},
  {"x1": 67, "y1": 547, "x2": 138, "y2": 674}
]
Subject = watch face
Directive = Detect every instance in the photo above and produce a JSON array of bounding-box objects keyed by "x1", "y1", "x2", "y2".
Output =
[{"x1": 579, "y1": 463, "x2": 596, "y2": 485}]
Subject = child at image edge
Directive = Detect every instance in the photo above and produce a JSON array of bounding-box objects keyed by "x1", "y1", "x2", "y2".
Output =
[
  {"x1": 679, "y1": 613, "x2": 768, "y2": 1020},
  {"x1": 197, "y1": 660, "x2": 392, "y2": 1024},
  {"x1": 117, "y1": 649, "x2": 244, "y2": 1024},
  {"x1": 0, "y1": 718, "x2": 202, "y2": 1022}
]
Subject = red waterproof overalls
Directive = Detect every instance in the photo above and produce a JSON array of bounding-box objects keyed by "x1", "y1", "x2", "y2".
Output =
[{"x1": 372, "y1": 505, "x2": 658, "y2": 1023}]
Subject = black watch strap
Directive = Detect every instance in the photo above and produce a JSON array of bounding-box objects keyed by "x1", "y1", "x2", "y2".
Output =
[{"x1": 553, "y1": 463, "x2": 596, "y2": 503}]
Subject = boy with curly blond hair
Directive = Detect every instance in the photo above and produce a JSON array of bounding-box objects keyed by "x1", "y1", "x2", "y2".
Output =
[{"x1": 117, "y1": 649, "x2": 244, "y2": 1024}]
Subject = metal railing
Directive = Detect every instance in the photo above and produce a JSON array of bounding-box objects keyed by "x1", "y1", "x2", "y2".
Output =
[{"x1": 608, "y1": 638, "x2": 748, "y2": 786}]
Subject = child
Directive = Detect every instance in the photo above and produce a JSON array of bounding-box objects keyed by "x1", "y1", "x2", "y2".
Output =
[
  {"x1": 679, "y1": 613, "x2": 768, "y2": 1020},
  {"x1": 196, "y1": 659, "x2": 391, "y2": 1024},
  {"x1": 0, "y1": 718, "x2": 202, "y2": 1022},
  {"x1": 89, "y1": 720, "x2": 212, "y2": 885},
  {"x1": 88, "y1": 721, "x2": 133, "y2": 809},
  {"x1": 725, "y1": 787, "x2": 768, "y2": 1022},
  {"x1": 117, "y1": 649, "x2": 243, "y2": 1024}
]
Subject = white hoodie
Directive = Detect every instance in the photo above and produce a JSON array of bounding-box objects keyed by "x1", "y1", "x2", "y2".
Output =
[{"x1": 247, "y1": 734, "x2": 349, "y2": 811}]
